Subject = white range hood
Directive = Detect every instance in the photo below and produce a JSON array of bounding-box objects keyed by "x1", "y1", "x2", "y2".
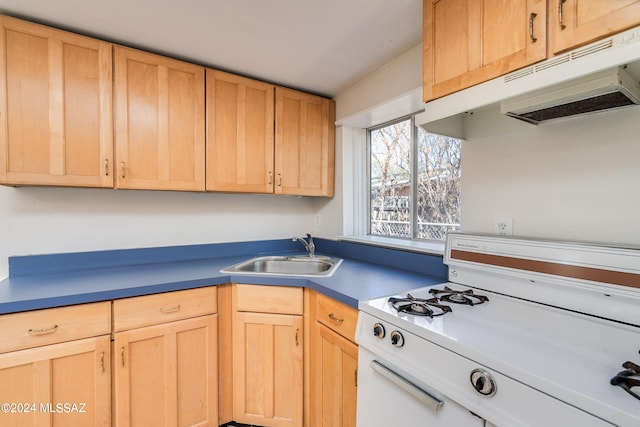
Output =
[
  {"x1": 417, "y1": 25, "x2": 640, "y2": 136},
  {"x1": 500, "y1": 66, "x2": 640, "y2": 124}
]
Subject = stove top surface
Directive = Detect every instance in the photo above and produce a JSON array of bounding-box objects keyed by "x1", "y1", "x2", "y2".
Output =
[
  {"x1": 358, "y1": 282, "x2": 640, "y2": 424},
  {"x1": 357, "y1": 234, "x2": 640, "y2": 425}
]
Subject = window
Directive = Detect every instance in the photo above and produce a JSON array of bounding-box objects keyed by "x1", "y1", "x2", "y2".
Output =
[{"x1": 368, "y1": 114, "x2": 462, "y2": 241}]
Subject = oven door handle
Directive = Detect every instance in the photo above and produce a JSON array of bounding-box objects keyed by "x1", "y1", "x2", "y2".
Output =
[{"x1": 370, "y1": 360, "x2": 444, "y2": 412}]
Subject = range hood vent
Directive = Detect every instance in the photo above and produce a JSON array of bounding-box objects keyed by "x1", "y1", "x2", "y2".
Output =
[
  {"x1": 416, "y1": 25, "x2": 640, "y2": 135},
  {"x1": 500, "y1": 66, "x2": 640, "y2": 124}
]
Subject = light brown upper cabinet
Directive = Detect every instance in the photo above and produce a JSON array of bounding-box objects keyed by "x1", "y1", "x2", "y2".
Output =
[
  {"x1": 550, "y1": 0, "x2": 640, "y2": 54},
  {"x1": 275, "y1": 87, "x2": 335, "y2": 197},
  {"x1": 114, "y1": 46, "x2": 205, "y2": 191},
  {"x1": 206, "y1": 70, "x2": 275, "y2": 193},
  {"x1": 0, "y1": 15, "x2": 113, "y2": 187},
  {"x1": 423, "y1": 0, "x2": 547, "y2": 101}
]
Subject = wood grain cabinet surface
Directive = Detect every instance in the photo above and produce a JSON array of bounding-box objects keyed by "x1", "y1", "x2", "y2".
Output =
[
  {"x1": 0, "y1": 15, "x2": 113, "y2": 187},
  {"x1": 310, "y1": 292, "x2": 358, "y2": 427},
  {"x1": 114, "y1": 46, "x2": 205, "y2": 191},
  {"x1": 549, "y1": 0, "x2": 640, "y2": 54},
  {"x1": 423, "y1": 0, "x2": 640, "y2": 102},
  {"x1": 0, "y1": 15, "x2": 335, "y2": 196},
  {"x1": 113, "y1": 288, "x2": 218, "y2": 427},
  {"x1": 206, "y1": 75, "x2": 335, "y2": 197},
  {"x1": 232, "y1": 284, "x2": 304, "y2": 427},
  {"x1": 0, "y1": 302, "x2": 112, "y2": 427},
  {"x1": 275, "y1": 87, "x2": 335, "y2": 197},
  {"x1": 423, "y1": 0, "x2": 547, "y2": 102},
  {"x1": 206, "y1": 69, "x2": 275, "y2": 193}
]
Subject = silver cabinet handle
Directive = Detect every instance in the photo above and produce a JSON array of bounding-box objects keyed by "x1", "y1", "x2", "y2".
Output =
[{"x1": 370, "y1": 360, "x2": 443, "y2": 412}]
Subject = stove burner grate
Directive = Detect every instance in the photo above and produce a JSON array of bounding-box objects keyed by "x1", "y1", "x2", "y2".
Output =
[
  {"x1": 388, "y1": 294, "x2": 452, "y2": 317},
  {"x1": 429, "y1": 286, "x2": 489, "y2": 306}
]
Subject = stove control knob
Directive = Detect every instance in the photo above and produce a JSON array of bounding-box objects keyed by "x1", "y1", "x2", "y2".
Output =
[
  {"x1": 390, "y1": 330, "x2": 404, "y2": 347},
  {"x1": 470, "y1": 369, "x2": 497, "y2": 396},
  {"x1": 373, "y1": 323, "x2": 386, "y2": 339}
]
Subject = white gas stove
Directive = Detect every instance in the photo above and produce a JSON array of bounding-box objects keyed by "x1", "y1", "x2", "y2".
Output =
[{"x1": 355, "y1": 233, "x2": 640, "y2": 427}]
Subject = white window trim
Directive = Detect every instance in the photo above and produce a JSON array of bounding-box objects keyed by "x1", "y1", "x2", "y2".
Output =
[{"x1": 340, "y1": 125, "x2": 446, "y2": 255}]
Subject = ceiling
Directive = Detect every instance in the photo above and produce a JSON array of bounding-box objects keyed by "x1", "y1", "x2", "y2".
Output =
[{"x1": 0, "y1": 0, "x2": 423, "y2": 98}]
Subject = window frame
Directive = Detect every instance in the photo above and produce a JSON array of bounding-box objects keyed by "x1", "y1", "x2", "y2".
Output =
[{"x1": 366, "y1": 112, "x2": 460, "y2": 244}]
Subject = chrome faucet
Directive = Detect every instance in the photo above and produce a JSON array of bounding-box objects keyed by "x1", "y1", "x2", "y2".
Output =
[{"x1": 292, "y1": 233, "x2": 315, "y2": 257}]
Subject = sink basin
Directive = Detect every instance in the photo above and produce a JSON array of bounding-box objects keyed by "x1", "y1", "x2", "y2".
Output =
[{"x1": 221, "y1": 255, "x2": 343, "y2": 277}]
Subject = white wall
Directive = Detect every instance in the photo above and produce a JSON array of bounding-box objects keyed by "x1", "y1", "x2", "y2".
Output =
[
  {"x1": 461, "y1": 105, "x2": 640, "y2": 245},
  {"x1": 0, "y1": 186, "x2": 316, "y2": 279},
  {"x1": 334, "y1": 43, "x2": 423, "y2": 128}
]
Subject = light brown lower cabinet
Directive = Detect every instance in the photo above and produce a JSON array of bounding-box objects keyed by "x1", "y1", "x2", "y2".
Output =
[
  {"x1": 113, "y1": 315, "x2": 218, "y2": 426},
  {"x1": 0, "y1": 284, "x2": 358, "y2": 427},
  {"x1": 0, "y1": 301, "x2": 112, "y2": 427},
  {"x1": 311, "y1": 291, "x2": 359, "y2": 427},
  {"x1": 232, "y1": 284, "x2": 304, "y2": 427},
  {"x1": 0, "y1": 335, "x2": 111, "y2": 427},
  {"x1": 112, "y1": 287, "x2": 218, "y2": 427},
  {"x1": 315, "y1": 324, "x2": 358, "y2": 427}
]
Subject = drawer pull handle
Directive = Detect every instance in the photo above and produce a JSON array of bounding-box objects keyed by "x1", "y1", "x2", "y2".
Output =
[
  {"x1": 28, "y1": 325, "x2": 58, "y2": 336},
  {"x1": 160, "y1": 304, "x2": 181, "y2": 314},
  {"x1": 529, "y1": 12, "x2": 537, "y2": 43},
  {"x1": 100, "y1": 351, "x2": 105, "y2": 373},
  {"x1": 328, "y1": 313, "x2": 344, "y2": 324},
  {"x1": 558, "y1": 0, "x2": 567, "y2": 30}
]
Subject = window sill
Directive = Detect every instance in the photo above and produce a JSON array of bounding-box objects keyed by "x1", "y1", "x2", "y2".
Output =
[{"x1": 338, "y1": 235, "x2": 445, "y2": 256}]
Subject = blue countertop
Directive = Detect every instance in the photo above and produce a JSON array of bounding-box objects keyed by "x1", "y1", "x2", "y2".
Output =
[{"x1": 0, "y1": 238, "x2": 448, "y2": 314}]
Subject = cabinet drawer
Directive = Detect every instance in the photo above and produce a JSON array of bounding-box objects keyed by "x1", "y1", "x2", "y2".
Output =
[
  {"x1": 315, "y1": 292, "x2": 358, "y2": 341},
  {"x1": 0, "y1": 301, "x2": 111, "y2": 353},
  {"x1": 113, "y1": 287, "x2": 217, "y2": 331},
  {"x1": 235, "y1": 284, "x2": 303, "y2": 314}
]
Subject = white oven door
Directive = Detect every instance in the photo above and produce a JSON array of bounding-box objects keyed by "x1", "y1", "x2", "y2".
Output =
[{"x1": 357, "y1": 347, "x2": 486, "y2": 427}]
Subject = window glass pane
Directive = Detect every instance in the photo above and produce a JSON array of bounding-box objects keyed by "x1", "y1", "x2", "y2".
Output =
[
  {"x1": 416, "y1": 126, "x2": 461, "y2": 240},
  {"x1": 369, "y1": 119, "x2": 412, "y2": 238}
]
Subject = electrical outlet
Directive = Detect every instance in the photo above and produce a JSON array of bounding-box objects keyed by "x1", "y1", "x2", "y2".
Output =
[
  {"x1": 315, "y1": 214, "x2": 321, "y2": 227},
  {"x1": 494, "y1": 217, "x2": 513, "y2": 236}
]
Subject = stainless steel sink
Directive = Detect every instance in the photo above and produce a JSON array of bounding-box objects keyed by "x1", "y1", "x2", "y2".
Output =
[{"x1": 221, "y1": 255, "x2": 343, "y2": 277}]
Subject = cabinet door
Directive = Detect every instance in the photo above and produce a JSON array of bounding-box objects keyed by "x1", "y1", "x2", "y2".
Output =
[
  {"x1": 0, "y1": 15, "x2": 113, "y2": 187},
  {"x1": 423, "y1": 0, "x2": 547, "y2": 101},
  {"x1": 233, "y1": 311, "x2": 303, "y2": 427},
  {"x1": 313, "y1": 323, "x2": 358, "y2": 427},
  {"x1": 114, "y1": 46, "x2": 205, "y2": 191},
  {"x1": 0, "y1": 335, "x2": 111, "y2": 427},
  {"x1": 550, "y1": 0, "x2": 640, "y2": 54},
  {"x1": 206, "y1": 70, "x2": 275, "y2": 193},
  {"x1": 275, "y1": 87, "x2": 334, "y2": 197},
  {"x1": 113, "y1": 315, "x2": 218, "y2": 427}
]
